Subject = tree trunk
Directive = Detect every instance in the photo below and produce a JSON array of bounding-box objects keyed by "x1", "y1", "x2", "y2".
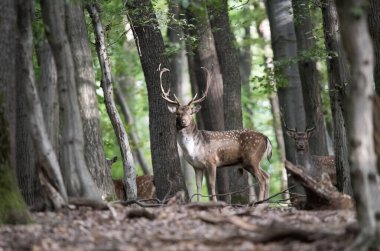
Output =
[
  {"x1": 292, "y1": 0, "x2": 329, "y2": 156},
  {"x1": 0, "y1": 0, "x2": 31, "y2": 225},
  {"x1": 36, "y1": 41, "x2": 59, "y2": 154},
  {"x1": 336, "y1": 0, "x2": 380, "y2": 249},
  {"x1": 65, "y1": 1, "x2": 116, "y2": 199},
  {"x1": 40, "y1": 0, "x2": 101, "y2": 200},
  {"x1": 87, "y1": 3, "x2": 137, "y2": 201},
  {"x1": 0, "y1": 115, "x2": 31, "y2": 224},
  {"x1": 114, "y1": 79, "x2": 150, "y2": 175},
  {"x1": 124, "y1": 0, "x2": 188, "y2": 201},
  {"x1": 15, "y1": 52, "x2": 38, "y2": 208},
  {"x1": 17, "y1": 0, "x2": 68, "y2": 210},
  {"x1": 368, "y1": 0, "x2": 380, "y2": 187},
  {"x1": 185, "y1": 1, "x2": 229, "y2": 202},
  {"x1": 0, "y1": 0, "x2": 17, "y2": 174},
  {"x1": 207, "y1": 0, "x2": 250, "y2": 204},
  {"x1": 270, "y1": 94, "x2": 289, "y2": 200},
  {"x1": 265, "y1": 0, "x2": 306, "y2": 201},
  {"x1": 321, "y1": 0, "x2": 352, "y2": 195},
  {"x1": 167, "y1": 2, "x2": 195, "y2": 198}
]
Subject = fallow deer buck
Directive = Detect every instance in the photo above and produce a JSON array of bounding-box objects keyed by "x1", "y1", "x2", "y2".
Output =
[
  {"x1": 284, "y1": 125, "x2": 336, "y2": 185},
  {"x1": 159, "y1": 66, "x2": 272, "y2": 202}
]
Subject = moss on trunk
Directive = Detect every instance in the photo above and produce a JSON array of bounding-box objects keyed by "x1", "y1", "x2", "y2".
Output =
[{"x1": 0, "y1": 162, "x2": 32, "y2": 225}]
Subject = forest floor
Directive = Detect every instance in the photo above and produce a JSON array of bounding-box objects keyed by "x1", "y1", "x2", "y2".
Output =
[{"x1": 0, "y1": 200, "x2": 364, "y2": 251}]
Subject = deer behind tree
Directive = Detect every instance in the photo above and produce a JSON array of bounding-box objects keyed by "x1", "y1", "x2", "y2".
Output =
[{"x1": 285, "y1": 127, "x2": 336, "y2": 185}]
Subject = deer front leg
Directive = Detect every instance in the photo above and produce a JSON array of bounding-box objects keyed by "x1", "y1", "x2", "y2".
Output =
[
  {"x1": 195, "y1": 168, "x2": 204, "y2": 202},
  {"x1": 206, "y1": 165, "x2": 217, "y2": 202}
]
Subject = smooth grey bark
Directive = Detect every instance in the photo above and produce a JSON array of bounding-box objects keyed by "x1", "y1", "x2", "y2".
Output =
[
  {"x1": 114, "y1": 79, "x2": 150, "y2": 175},
  {"x1": 40, "y1": 0, "x2": 101, "y2": 200},
  {"x1": 65, "y1": 1, "x2": 115, "y2": 199},
  {"x1": 207, "y1": 0, "x2": 249, "y2": 204},
  {"x1": 266, "y1": 0, "x2": 306, "y2": 200},
  {"x1": 167, "y1": 0, "x2": 188, "y2": 98},
  {"x1": 336, "y1": 0, "x2": 380, "y2": 249},
  {"x1": 87, "y1": 3, "x2": 137, "y2": 200},
  {"x1": 321, "y1": 0, "x2": 352, "y2": 195},
  {"x1": 185, "y1": 1, "x2": 229, "y2": 202},
  {"x1": 239, "y1": 26, "x2": 253, "y2": 86},
  {"x1": 292, "y1": 0, "x2": 329, "y2": 156},
  {"x1": 167, "y1": 1, "x2": 195, "y2": 198},
  {"x1": 36, "y1": 41, "x2": 59, "y2": 154},
  {"x1": 270, "y1": 94, "x2": 289, "y2": 199},
  {"x1": 125, "y1": 0, "x2": 188, "y2": 200}
]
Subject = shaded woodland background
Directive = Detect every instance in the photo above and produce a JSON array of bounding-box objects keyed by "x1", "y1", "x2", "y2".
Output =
[{"x1": 1, "y1": 0, "x2": 380, "y2": 250}]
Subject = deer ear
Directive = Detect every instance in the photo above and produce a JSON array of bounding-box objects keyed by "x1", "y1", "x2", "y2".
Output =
[
  {"x1": 167, "y1": 104, "x2": 178, "y2": 113},
  {"x1": 192, "y1": 105, "x2": 201, "y2": 114}
]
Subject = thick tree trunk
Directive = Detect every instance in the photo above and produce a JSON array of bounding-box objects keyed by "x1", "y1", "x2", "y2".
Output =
[
  {"x1": 292, "y1": 0, "x2": 328, "y2": 156},
  {"x1": 0, "y1": 135, "x2": 31, "y2": 224},
  {"x1": 266, "y1": 0, "x2": 306, "y2": 200},
  {"x1": 321, "y1": 0, "x2": 352, "y2": 195},
  {"x1": 0, "y1": 0, "x2": 17, "y2": 173},
  {"x1": 185, "y1": 1, "x2": 229, "y2": 202},
  {"x1": 336, "y1": 0, "x2": 380, "y2": 249},
  {"x1": 65, "y1": 2, "x2": 115, "y2": 199},
  {"x1": 124, "y1": 0, "x2": 188, "y2": 201},
  {"x1": 0, "y1": 0, "x2": 31, "y2": 225},
  {"x1": 15, "y1": 59, "x2": 38, "y2": 208},
  {"x1": 207, "y1": 0, "x2": 250, "y2": 204},
  {"x1": 87, "y1": 3, "x2": 137, "y2": 201},
  {"x1": 40, "y1": 0, "x2": 101, "y2": 200},
  {"x1": 17, "y1": 0, "x2": 67, "y2": 209},
  {"x1": 368, "y1": 0, "x2": 380, "y2": 186}
]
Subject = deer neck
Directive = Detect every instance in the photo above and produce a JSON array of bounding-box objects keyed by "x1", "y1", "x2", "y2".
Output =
[
  {"x1": 295, "y1": 148, "x2": 313, "y2": 171},
  {"x1": 176, "y1": 120, "x2": 204, "y2": 164}
]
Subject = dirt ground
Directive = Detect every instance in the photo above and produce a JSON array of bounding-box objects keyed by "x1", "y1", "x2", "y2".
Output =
[{"x1": 0, "y1": 201, "x2": 364, "y2": 251}]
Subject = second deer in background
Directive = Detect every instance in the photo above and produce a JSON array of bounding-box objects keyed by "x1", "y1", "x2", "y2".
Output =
[{"x1": 285, "y1": 125, "x2": 336, "y2": 185}]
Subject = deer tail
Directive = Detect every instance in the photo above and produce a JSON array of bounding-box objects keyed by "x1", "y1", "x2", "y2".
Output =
[{"x1": 265, "y1": 137, "x2": 272, "y2": 162}]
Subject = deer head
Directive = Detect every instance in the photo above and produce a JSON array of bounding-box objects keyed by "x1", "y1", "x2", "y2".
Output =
[
  {"x1": 159, "y1": 65, "x2": 210, "y2": 130},
  {"x1": 285, "y1": 127, "x2": 316, "y2": 153}
]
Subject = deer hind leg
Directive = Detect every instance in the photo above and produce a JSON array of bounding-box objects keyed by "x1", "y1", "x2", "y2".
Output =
[
  {"x1": 245, "y1": 164, "x2": 270, "y2": 201},
  {"x1": 194, "y1": 168, "x2": 204, "y2": 202}
]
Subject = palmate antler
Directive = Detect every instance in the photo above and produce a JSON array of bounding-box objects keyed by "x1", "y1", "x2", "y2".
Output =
[
  {"x1": 187, "y1": 67, "x2": 211, "y2": 106},
  {"x1": 159, "y1": 64, "x2": 211, "y2": 106},
  {"x1": 279, "y1": 109, "x2": 316, "y2": 136},
  {"x1": 158, "y1": 64, "x2": 181, "y2": 106}
]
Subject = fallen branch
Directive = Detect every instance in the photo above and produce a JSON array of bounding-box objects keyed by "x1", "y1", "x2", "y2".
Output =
[{"x1": 285, "y1": 160, "x2": 354, "y2": 210}]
